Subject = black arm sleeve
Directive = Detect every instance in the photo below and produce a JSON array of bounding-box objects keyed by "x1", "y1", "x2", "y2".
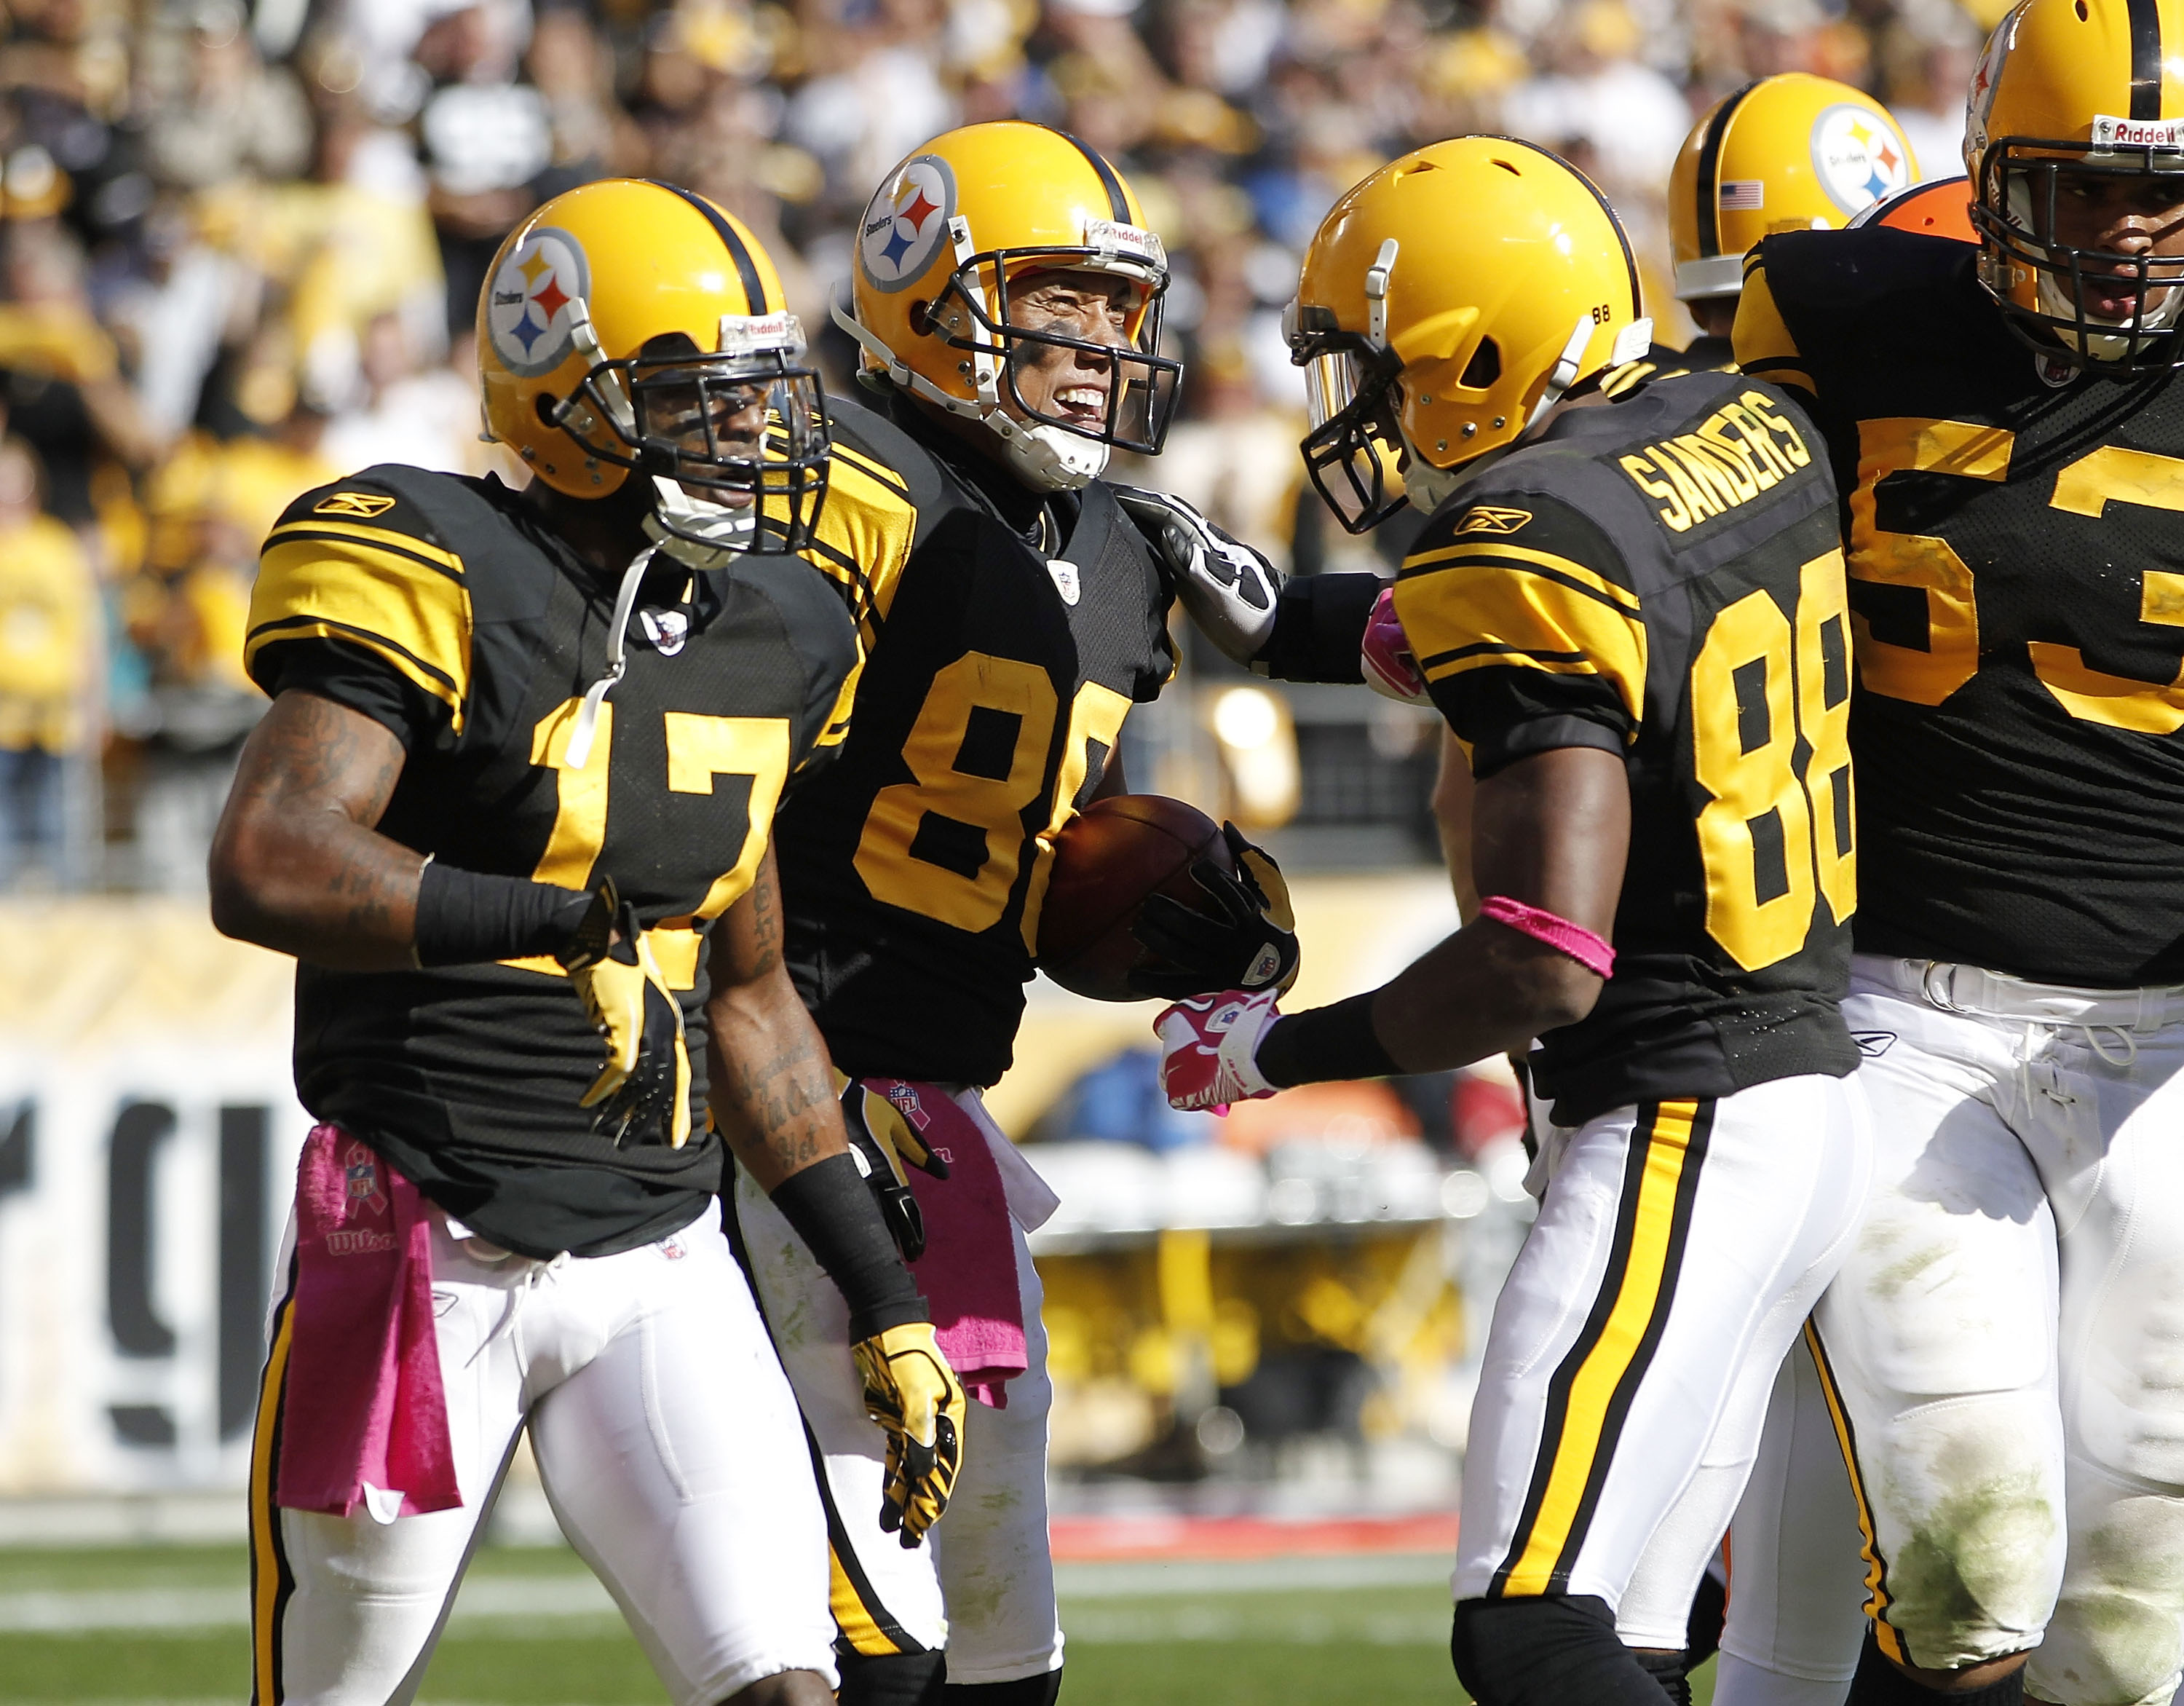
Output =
[
  {"x1": 1252, "y1": 572, "x2": 1385, "y2": 684},
  {"x1": 413, "y1": 862, "x2": 594, "y2": 967},
  {"x1": 766, "y1": 1152, "x2": 928, "y2": 1341}
]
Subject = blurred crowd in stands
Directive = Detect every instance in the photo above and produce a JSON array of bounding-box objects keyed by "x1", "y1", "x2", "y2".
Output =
[{"x1": 0, "y1": 0, "x2": 1992, "y2": 891}]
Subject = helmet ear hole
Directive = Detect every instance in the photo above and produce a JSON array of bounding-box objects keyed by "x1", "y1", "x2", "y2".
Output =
[
  {"x1": 534, "y1": 392, "x2": 561, "y2": 426},
  {"x1": 1460, "y1": 338, "x2": 1502, "y2": 389},
  {"x1": 908, "y1": 299, "x2": 934, "y2": 336}
]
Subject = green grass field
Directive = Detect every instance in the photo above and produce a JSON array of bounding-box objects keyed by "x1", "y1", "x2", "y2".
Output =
[{"x1": 0, "y1": 1544, "x2": 1717, "y2": 1702}]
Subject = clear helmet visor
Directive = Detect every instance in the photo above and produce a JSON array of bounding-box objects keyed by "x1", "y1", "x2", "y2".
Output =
[{"x1": 1292, "y1": 334, "x2": 1406, "y2": 534}]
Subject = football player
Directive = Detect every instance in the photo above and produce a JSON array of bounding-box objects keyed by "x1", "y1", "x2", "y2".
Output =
[
  {"x1": 1607, "y1": 71, "x2": 1927, "y2": 1706},
  {"x1": 1671, "y1": 74, "x2": 1922, "y2": 363},
  {"x1": 732, "y1": 120, "x2": 1382, "y2": 1706},
  {"x1": 1690, "y1": 154, "x2": 1984, "y2": 1706},
  {"x1": 1730, "y1": 0, "x2": 2184, "y2": 1699},
  {"x1": 1158, "y1": 136, "x2": 1872, "y2": 1706},
  {"x1": 207, "y1": 180, "x2": 964, "y2": 1706}
]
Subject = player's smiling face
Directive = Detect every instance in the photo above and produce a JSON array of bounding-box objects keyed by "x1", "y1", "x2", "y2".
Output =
[
  {"x1": 2043, "y1": 170, "x2": 2184, "y2": 323},
  {"x1": 998, "y1": 267, "x2": 1140, "y2": 430}
]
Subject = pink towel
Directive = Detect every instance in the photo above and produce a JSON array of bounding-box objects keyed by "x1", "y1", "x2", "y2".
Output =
[
  {"x1": 274, "y1": 1125, "x2": 459, "y2": 1520},
  {"x1": 868, "y1": 1080, "x2": 1029, "y2": 1409}
]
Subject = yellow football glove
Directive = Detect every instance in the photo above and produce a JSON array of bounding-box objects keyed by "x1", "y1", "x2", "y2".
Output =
[
  {"x1": 839, "y1": 1078, "x2": 951, "y2": 1261},
  {"x1": 852, "y1": 1319, "x2": 966, "y2": 1547},
  {"x1": 557, "y1": 878, "x2": 692, "y2": 1148}
]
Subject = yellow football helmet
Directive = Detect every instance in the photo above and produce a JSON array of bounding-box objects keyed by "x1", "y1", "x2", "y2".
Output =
[
  {"x1": 1287, "y1": 136, "x2": 1653, "y2": 533},
  {"x1": 478, "y1": 178, "x2": 826, "y2": 559},
  {"x1": 1670, "y1": 74, "x2": 1920, "y2": 301},
  {"x1": 1966, "y1": 0, "x2": 2184, "y2": 368},
  {"x1": 835, "y1": 121, "x2": 1179, "y2": 491}
]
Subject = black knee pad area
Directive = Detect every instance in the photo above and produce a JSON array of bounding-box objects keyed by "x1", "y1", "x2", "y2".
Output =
[
  {"x1": 836, "y1": 1648, "x2": 946, "y2": 1706},
  {"x1": 1848, "y1": 1630, "x2": 2025, "y2": 1705},
  {"x1": 940, "y1": 1668, "x2": 1062, "y2": 1705},
  {"x1": 1451, "y1": 1595, "x2": 1687, "y2": 1706}
]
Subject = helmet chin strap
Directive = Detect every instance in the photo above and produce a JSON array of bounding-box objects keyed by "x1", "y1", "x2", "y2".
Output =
[
  {"x1": 565, "y1": 543, "x2": 657, "y2": 770},
  {"x1": 645, "y1": 475, "x2": 758, "y2": 570},
  {"x1": 831, "y1": 298, "x2": 1109, "y2": 491}
]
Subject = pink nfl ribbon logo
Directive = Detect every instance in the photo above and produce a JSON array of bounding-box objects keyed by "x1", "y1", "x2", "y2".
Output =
[{"x1": 344, "y1": 1142, "x2": 388, "y2": 1217}]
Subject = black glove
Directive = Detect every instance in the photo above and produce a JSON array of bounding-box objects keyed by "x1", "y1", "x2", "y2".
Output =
[
  {"x1": 557, "y1": 878, "x2": 692, "y2": 1148},
  {"x1": 840, "y1": 1077, "x2": 951, "y2": 1263},
  {"x1": 1127, "y1": 824, "x2": 1301, "y2": 1000}
]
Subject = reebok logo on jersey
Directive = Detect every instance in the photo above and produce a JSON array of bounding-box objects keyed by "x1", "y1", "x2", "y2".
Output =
[
  {"x1": 314, "y1": 491, "x2": 397, "y2": 518},
  {"x1": 1854, "y1": 1030, "x2": 1896, "y2": 1058},
  {"x1": 1615, "y1": 391, "x2": 1813, "y2": 534},
  {"x1": 1455, "y1": 505, "x2": 1533, "y2": 536}
]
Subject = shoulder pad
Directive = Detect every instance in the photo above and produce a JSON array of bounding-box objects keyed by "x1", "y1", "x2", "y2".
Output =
[
  {"x1": 803, "y1": 393, "x2": 932, "y2": 636},
  {"x1": 1754, "y1": 226, "x2": 1978, "y2": 320},
  {"x1": 253, "y1": 467, "x2": 488, "y2": 728}
]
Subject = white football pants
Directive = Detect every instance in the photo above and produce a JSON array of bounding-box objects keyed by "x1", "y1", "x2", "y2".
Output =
[
  {"x1": 1452, "y1": 1075, "x2": 1870, "y2": 1634},
  {"x1": 249, "y1": 1207, "x2": 835, "y2": 1706},
  {"x1": 734, "y1": 1087, "x2": 1063, "y2": 1686},
  {"x1": 1789, "y1": 955, "x2": 2184, "y2": 1706},
  {"x1": 1708, "y1": 1328, "x2": 1867, "y2": 1706}
]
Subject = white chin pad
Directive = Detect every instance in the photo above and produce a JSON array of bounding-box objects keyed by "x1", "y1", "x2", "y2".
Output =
[
  {"x1": 988, "y1": 415, "x2": 1109, "y2": 491},
  {"x1": 645, "y1": 475, "x2": 757, "y2": 569}
]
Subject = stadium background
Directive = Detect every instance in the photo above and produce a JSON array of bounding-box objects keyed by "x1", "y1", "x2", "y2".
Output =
[{"x1": 0, "y1": 0, "x2": 1980, "y2": 1695}]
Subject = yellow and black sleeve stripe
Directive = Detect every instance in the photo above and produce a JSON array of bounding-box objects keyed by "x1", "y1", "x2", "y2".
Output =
[
  {"x1": 1489, "y1": 1098, "x2": 1715, "y2": 1599},
  {"x1": 1803, "y1": 1318, "x2": 1907, "y2": 1662},
  {"x1": 1730, "y1": 257, "x2": 1816, "y2": 396},
  {"x1": 1393, "y1": 540, "x2": 1648, "y2": 737},
  {"x1": 247, "y1": 518, "x2": 474, "y2": 729}
]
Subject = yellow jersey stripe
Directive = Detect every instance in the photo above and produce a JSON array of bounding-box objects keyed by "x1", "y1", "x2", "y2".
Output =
[
  {"x1": 1803, "y1": 1319, "x2": 1905, "y2": 1660},
  {"x1": 830, "y1": 438, "x2": 913, "y2": 502},
  {"x1": 1728, "y1": 266, "x2": 1816, "y2": 395},
  {"x1": 245, "y1": 617, "x2": 464, "y2": 722},
  {"x1": 805, "y1": 458, "x2": 917, "y2": 633},
  {"x1": 264, "y1": 518, "x2": 464, "y2": 577},
  {"x1": 250, "y1": 1284, "x2": 297, "y2": 1704},
  {"x1": 1492, "y1": 1099, "x2": 1714, "y2": 1598},
  {"x1": 248, "y1": 534, "x2": 475, "y2": 727},
  {"x1": 1393, "y1": 558, "x2": 1648, "y2": 734},
  {"x1": 1400, "y1": 542, "x2": 1642, "y2": 615}
]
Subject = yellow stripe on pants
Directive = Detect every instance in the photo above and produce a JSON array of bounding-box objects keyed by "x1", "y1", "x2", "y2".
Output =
[
  {"x1": 1804, "y1": 1317, "x2": 1908, "y2": 1662},
  {"x1": 249, "y1": 1298, "x2": 296, "y2": 1705},
  {"x1": 1500, "y1": 1099, "x2": 1701, "y2": 1598}
]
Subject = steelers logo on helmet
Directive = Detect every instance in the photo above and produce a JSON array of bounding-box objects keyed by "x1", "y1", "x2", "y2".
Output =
[
  {"x1": 1811, "y1": 104, "x2": 1914, "y2": 215},
  {"x1": 860, "y1": 155, "x2": 957, "y2": 294},
  {"x1": 488, "y1": 226, "x2": 590, "y2": 379}
]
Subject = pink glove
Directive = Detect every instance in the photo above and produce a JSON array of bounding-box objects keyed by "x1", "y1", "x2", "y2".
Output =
[
  {"x1": 1361, "y1": 585, "x2": 1427, "y2": 703},
  {"x1": 1155, "y1": 989, "x2": 1283, "y2": 1112}
]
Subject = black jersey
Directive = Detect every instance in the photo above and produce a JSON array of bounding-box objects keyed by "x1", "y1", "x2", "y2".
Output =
[
  {"x1": 244, "y1": 465, "x2": 857, "y2": 1257},
  {"x1": 773, "y1": 390, "x2": 1175, "y2": 1086},
  {"x1": 1742, "y1": 227, "x2": 2184, "y2": 986},
  {"x1": 1396, "y1": 369, "x2": 1859, "y2": 1124}
]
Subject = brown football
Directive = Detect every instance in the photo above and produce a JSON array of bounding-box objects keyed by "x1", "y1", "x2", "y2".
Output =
[{"x1": 1036, "y1": 794, "x2": 1231, "y2": 1002}]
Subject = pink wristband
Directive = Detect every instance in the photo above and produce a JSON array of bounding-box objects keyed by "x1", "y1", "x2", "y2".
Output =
[{"x1": 1478, "y1": 895, "x2": 1615, "y2": 979}]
